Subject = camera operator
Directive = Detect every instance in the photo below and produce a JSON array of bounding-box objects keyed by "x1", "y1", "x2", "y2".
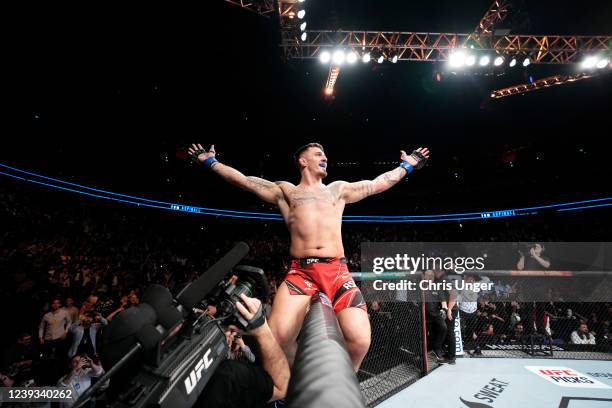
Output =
[
  {"x1": 195, "y1": 293, "x2": 289, "y2": 408},
  {"x1": 57, "y1": 354, "x2": 104, "y2": 408}
]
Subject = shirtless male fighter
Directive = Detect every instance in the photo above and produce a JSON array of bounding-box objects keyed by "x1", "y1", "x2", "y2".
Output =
[{"x1": 188, "y1": 142, "x2": 429, "y2": 370}]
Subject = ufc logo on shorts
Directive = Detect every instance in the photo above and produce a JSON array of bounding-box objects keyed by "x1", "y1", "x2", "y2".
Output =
[{"x1": 342, "y1": 281, "x2": 357, "y2": 290}]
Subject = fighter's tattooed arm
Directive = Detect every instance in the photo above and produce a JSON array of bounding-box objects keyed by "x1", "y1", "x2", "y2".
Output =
[
  {"x1": 337, "y1": 166, "x2": 407, "y2": 204},
  {"x1": 211, "y1": 163, "x2": 290, "y2": 205}
]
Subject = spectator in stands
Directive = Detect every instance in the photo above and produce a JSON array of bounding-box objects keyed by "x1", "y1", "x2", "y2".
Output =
[
  {"x1": 79, "y1": 294, "x2": 98, "y2": 317},
  {"x1": 106, "y1": 296, "x2": 129, "y2": 321},
  {"x1": 1, "y1": 372, "x2": 15, "y2": 387},
  {"x1": 127, "y1": 291, "x2": 140, "y2": 307},
  {"x1": 57, "y1": 354, "x2": 104, "y2": 407},
  {"x1": 39, "y1": 298, "x2": 71, "y2": 358},
  {"x1": 509, "y1": 302, "x2": 522, "y2": 329},
  {"x1": 63, "y1": 297, "x2": 80, "y2": 324},
  {"x1": 507, "y1": 323, "x2": 524, "y2": 343},
  {"x1": 225, "y1": 325, "x2": 256, "y2": 363},
  {"x1": 67, "y1": 311, "x2": 108, "y2": 358},
  {"x1": 1, "y1": 333, "x2": 39, "y2": 380},
  {"x1": 570, "y1": 323, "x2": 596, "y2": 345}
]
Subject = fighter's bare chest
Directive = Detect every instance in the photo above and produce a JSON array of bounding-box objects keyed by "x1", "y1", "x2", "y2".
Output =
[{"x1": 287, "y1": 188, "x2": 339, "y2": 210}]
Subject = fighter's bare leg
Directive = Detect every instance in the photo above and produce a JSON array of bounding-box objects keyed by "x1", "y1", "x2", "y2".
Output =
[
  {"x1": 267, "y1": 281, "x2": 311, "y2": 366},
  {"x1": 336, "y1": 307, "x2": 371, "y2": 371}
]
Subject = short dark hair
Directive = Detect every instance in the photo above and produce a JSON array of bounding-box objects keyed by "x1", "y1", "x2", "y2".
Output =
[{"x1": 293, "y1": 143, "x2": 324, "y2": 167}]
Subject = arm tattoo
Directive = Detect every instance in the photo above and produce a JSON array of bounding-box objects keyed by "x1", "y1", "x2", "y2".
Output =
[
  {"x1": 246, "y1": 176, "x2": 275, "y2": 192},
  {"x1": 374, "y1": 169, "x2": 402, "y2": 187},
  {"x1": 352, "y1": 181, "x2": 374, "y2": 199}
]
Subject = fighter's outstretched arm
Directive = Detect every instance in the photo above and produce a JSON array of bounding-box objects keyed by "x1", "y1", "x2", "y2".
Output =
[
  {"x1": 187, "y1": 144, "x2": 288, "y2": 205},
  {"x1": 338, "y1": 147, "x2": 430, "y2": 204}
]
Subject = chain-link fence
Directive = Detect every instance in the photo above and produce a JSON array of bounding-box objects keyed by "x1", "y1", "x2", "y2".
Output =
[
  {"x1": 354, "y1": 241, "x2": 612, "y2": 407},
  {"x1": 357, "y1": 279, "x2": 427, "y2": 407},
  {"x1": 455, "y1": 275, "x2": 612, "y2": 361}
]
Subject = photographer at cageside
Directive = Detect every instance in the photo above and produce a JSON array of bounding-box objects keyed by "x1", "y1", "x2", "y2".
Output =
[{"x1": 71, "y1": 242, "x2": 287, "y2": 408}]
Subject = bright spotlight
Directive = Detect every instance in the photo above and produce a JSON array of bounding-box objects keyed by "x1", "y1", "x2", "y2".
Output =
[
  {"x1": 300, "y1": 22, "x2": 307, "y2": 31},
  {"x1": 362, "y1": 53, "x2": 371, "y2": 63},
  {"x1": 346, "y1": 52, "x2": 358, "y2": 64},
  {"x1": 332, "y1": 50, "x2": 346, "y2": 65},
  {"x1": 596, "y1": 58, "x2": 610, "y2": 69},
  {"x1": 494, "y1": 56, "x2": 504, "y2": 66},
  {"x1": 324, "y1": 87, "x2": 333, "y2": 96},
  {"x1": 377, "y1": 55, "x2": 384, "y2": 64},
  {"x1": 390, "y1": 54, "x2": 398, "y2": 63},
  {"x1": 449, "y1": 50, "x2": 466, "y2": 68},
  {"x1": 300, "y1": 32, "x2": 307, "y2": 42},
  {"x1": 479, "y1": 56, "x2": 491, "y2": 66},
  {"x1": 297, "y1": 10, "x2": 306, "y2": 19},
  {"x1": 465, "y1": 55, "x2": 476, "y2": 66},
  {"x1": 509, "y1": 57, "x2": 517, "y2": 67},
  {"x1": 319, "y1": 50, "x2": 331, "y2": 64},
  {"x1": 522, "y1": 57, "x2": 531, "y2": 67},
  {"x1": 582, "y1": 56, "x2": 598, "y2": 69},
  {"x1": 298, "y1": 0, "x2": 306, "y2": 2}
]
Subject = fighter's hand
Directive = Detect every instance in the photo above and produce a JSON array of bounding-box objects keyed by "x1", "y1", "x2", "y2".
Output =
[
  {"x1": 401, "y1": 147, "x2": 430, "y2": 167},
  {"x1": 187, "y1": 143, "x2": 216, "y2": 162}
]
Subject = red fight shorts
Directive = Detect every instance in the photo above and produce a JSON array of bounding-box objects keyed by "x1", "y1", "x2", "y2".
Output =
[{"x1": 284, "y1": 257, "x2": 367, "y2": 313}]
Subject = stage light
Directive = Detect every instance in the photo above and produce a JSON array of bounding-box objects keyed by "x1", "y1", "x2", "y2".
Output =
[
  {"x1": 298, "y1": 0, "x2": 305, "y2": 2},
  {"x1": 465, "y1": 54, "x2": 476, "y2": 66},
  {"x1": 319, "y1": 50, "x2": 331, "y2": 64},
  {"x1": 479, "y1": 56, "x2": 490, "y2": 66},
  {"x1": 509, "y1": 57, "x2": 517, "y2": 67},
  {"x1": 390, "y1": 53, "x2": 398, "y2": 63},
  {"x1": 581, "y1": 56, "x2": 598, "y2": 69},
  {"x1": 596, "y1": 58, "x2": 610, "y2": 69},
  {"x1": 362, "y1": 53, "x2": 371, "y2": 63},
  {"x1": 332, "y1": 50, "x2": 346, "y2": 65},
  {"x1": 300, "y1": 32, "x2": 307, "y2": 42},
  {"x1": 297, "y1": 10, "x2": 305, "y2": 19},
  {"x1": 346, "y1": 51, "x2": 358, "y2": 64},
  {"x1": 377, "y1": 55, "x2": 384, "y2": 63},
  {"x1": 300, "y1": 22, "x2": 307, "y2": 31},
  {"x1": 494, "y1": 56, "x2": 504, "y2": 66},
  {"x1": 449, "y1": 50, "x2": 466, "y2": 68},
  {"x1": 522, "y1": 57, "x2": 531, "y2": 67},
  {"x1": 324, "y1": 87, "x2": 333, "y2": 96}
]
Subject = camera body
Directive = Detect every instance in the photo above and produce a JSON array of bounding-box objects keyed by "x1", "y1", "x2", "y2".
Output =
[
  {"x1": 100, "y1": 263, "x2": 268, "y2": 408},
  {"x1": 206, "y1": 265, "x2": 269, "y2": 330}
]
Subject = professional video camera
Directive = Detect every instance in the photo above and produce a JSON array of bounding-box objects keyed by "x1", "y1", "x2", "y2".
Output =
[{"x1": 73, "y1": 242, "x2": 268, "y2": 408}]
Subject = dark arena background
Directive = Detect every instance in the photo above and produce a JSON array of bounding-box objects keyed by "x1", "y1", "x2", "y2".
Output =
[{"x1": 1, "y1": 1, "x2": 611, "y2": 408}]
